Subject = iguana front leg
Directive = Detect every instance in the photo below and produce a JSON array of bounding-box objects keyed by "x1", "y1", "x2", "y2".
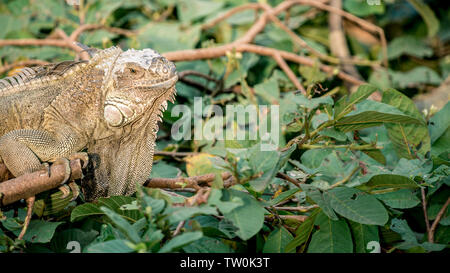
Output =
[
  {"x1": 0, "y1": 128, "x2": 83, "y2": 238},
  {"x1": 0, "y1": 128, "x2": 81, "y2": 177}
]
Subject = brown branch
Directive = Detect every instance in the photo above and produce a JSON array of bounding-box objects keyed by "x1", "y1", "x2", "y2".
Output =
[
  {"x1": 173, "y1": 220, "x2": 185, "y2": 236},
  {"x1": 273, "y1": 52, "x2": 306, "y2": 93},
  {"x1": 178, "y1": 70, "x2": 220, "y2": 83},
  {"x1": 287, "y1": 0, "x2": 388, "y2": 67},
  {"x1": 164, "y1": 43, "x2": 364, "y2": 87},
  {"x1": 272, "y1": 205, "x2": 319, "y2": 212},
  {"x1": 0, "y1": 38, "x2": 69, "y2": 48},
  {"x1": 0, "y1": 0, "x2": 378, "y2": 92},
  {"x1": 201, "y1": 3, "x2": 262, "y2": 30},
  {"x1": 421, "y1": 187, "x2": 431, "y2": 234},
  {"x1": 144, "y1": 172, "x2": 236, "y2": 190},
  {"x1": 69, "y1": 24, "x2": 136, "y2": 41},
  {"x1": 276, "y1": 172, "x2": 304, "y2": 187},
  {"x1": 0, "y1": 159, "x2": 83, "y2": 206},
  {"x1": 0, "y1": 24, "x2": 135, "y2": 62},
  {"x1": 18, "y1": 196, "x2": 34, "y2": 240},
  {"x1": 54, "y1": 29, "x2": 89, "y2": 60},
  {"x1": 328, "y1": 0, "x2": 363, "y2": 81},
  {"x1": 428, "y1": 197, "x2": 450, "y2": 243},
  {"x1": 154, "y1": 151, "x2": 200, "y2": 157},
  {"x1": 0, "y1": 60, "x2": 49, "y2": 75},
  {"x1": 265, "y1": 214, "x2": 308, "y2": 222}
]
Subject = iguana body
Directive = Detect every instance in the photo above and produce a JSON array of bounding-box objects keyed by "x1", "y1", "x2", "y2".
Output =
[{"x1": 0, "y1": 46, "x2": 177, "y2": 201}]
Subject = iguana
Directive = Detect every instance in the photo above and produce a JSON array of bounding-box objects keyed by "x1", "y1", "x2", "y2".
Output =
[{"x1": 0, "y1": 46, "x2": 177, "y2": 230}]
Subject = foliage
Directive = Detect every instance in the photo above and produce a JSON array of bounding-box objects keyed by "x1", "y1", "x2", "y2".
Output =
[{"x1": 0, "y1": 0, "x2": 449, "y2": 253}]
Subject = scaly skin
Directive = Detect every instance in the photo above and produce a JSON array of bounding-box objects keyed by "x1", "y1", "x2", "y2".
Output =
[{"x1": 0, "y1": 46, "x2": 177, "y2": 201}]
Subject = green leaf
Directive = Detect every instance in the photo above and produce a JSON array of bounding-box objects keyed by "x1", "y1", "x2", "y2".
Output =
[
  {"x1": 348, "y1": 221, "x2": 380, "y2": 253},
  {"x1": 429, "y1": 102, "x2": 450, "y2": 144},
  {"x1": 300, "y1": 149, "x2": 333, "y2": 169},
  {"x1": 262, "y1": 227, "x2": 295, "y2": 253},
  {"x1": 391, "y1": 218, "x2": 446, "y2": 252},
  {"x1": 390, "y1": 67, "x2": 442, "y2": 88},
  {"x1": 254, "y1": 79, "x2": 280, "y2": 104},
  {"x1": 71, "y1": 196, "x2": 140, "y2": 222},
  {"x1": 431, "y1": 128, "x2": 450, "y2": 156},
  {"x1": 344, "y1": 0, "x2": 385, "y2": 17},
  {"x1": 17, "y1": 220, "x2": 63, "y2": 243},
  {"x1": 265, "y1": 188, "x2": 301, "y2": 207},
  {"x1": 248, "y1": 142, "x2": 295, "y2": 192},
  {"x1": 50, "y1": 229, "x2": 99, "y2": 253},
  {"x1": 138, "y1": 22, "x2": 201, "y2": 52},
  {"x1": 182, "y1": 236, "x2": 233, "y2": 253},
  {"x1": 86, "y1": 239, "x2": 134, "y2": 253},
  {"x1": 100, "y1": 207, "x2": 141, "y2": 244},
  {"x1": 407, "y1": 0, "x2": 440, "y2": 37},
  {"x1": 334, "y1": 84, "x2": 378, "y2": 119},
  {"x1": 167, "y1": 206, "x2": 218, "y2": 224},
  {"x1": 158, "y1": 231, "x2": 203, "y2": 253},
  {"x1": 382, "y1": 89, "x2": 431, "y2": 159},
  {"x1": 301, "y1": 184, "x2": 338, "y2": 220},
  {"x1": 208, "y1": 189, "x2": 244, "y2": 214},
  {"x1": 326, "y1": 187, "x2": 388, "y2": 225},
  {"x1": 299, "y1": 64, "x2": 326, "y2": 85},
  {"x1": 176, "y1": 0, "x2": 223, "y2": 23},
  {"x1": 307, "y1": 212, "x2": 353, "y2": 253},
  {"x1": 387, "y1": 36, "x2": 433, "y2": 59},
  {"x1": 34, "y1": 189, "x2": 74, "y2": 217},
  {"x1": 319, "y1": 128, "x2": 348, "y2": 141},
  {"x1": 0, "y1": 14, "x2": 25, "y2": 39},
  {"x1": 285, "y1": 208, "x2": 320, "y2": 252},
  {"x1": 150, "y1": 161, "x2": 181, "y2": 178},
  {"x1": 335, "y1": 111, "x2": 421, "y2": 132},
  {"x1": 221, "y1": 189, "x2": 265, "y2": 240},
  {"x1": 375, "y1": 189, "x2": 420, "y2": 209},
  {"x1": 289, "y1": 93, "x2": 334, "y2": 110},
  {"x1": 362, "y1": 174, "x2": 419, "y2": 191}
]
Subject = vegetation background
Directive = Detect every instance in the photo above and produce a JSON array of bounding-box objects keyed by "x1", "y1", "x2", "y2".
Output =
[{"x1": 0, "y1": 0, "x2": 449, "y2": 253}]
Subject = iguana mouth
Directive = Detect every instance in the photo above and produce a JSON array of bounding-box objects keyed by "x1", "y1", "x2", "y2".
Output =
[{"x1": 140, "y1": 74, "x2": 178, "y2": 90}]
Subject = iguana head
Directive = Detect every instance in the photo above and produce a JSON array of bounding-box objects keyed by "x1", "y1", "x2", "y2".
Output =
[{"x1": 96, "y1": 47, "x2": 177, "y2": 128}]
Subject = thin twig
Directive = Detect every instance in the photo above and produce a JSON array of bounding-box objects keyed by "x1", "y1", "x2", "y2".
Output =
[
  {"x1": 421, "y1": 187, "x2": 431, "y2": 234},
  {"x1": 276, "y1": 172, "x2": 303, "y2": 187},
  {"x1": 0, "y1": 60, "x2": 49, "y2": 75},
  {"x1": 272, "y1": 205, "x2": 319, "y2": 212},
  {"x1": 327, "y1": 165, "x2": 359, "y2": 190},
  {"x1": 154, "y1": 151, "x2": 200, "y2": 157},
  {"x1": 273, "y1": 52, "x2": 306, "y2": 93},
  {"x1": 173, "y1": 220, "x2": 185, "y2": 236},
  {"x1": 428, "y1": 197, "x2": 450, "y2": 243}
]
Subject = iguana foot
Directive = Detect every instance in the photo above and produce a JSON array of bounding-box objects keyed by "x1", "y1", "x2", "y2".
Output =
[
  {"x1": 51, "y1": 158, "x2": 71, "y2": 185},
  {"x1": 58, "y1": 184, "x2": 70, "y2": 199},
  {"x1": 18, "y1": 196, "x2": 35, "y2": 240},
  {"x1": 69, "y1": 152, "x2": 89, "y2": 169},
  {"x1": 58, "y1": 181, "x2": 80, "y2": 201}
]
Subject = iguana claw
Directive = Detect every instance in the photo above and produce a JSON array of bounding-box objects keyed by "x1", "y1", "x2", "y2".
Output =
[
  {"x1": 58, "y1": 181, "x2": 80, "y2": 201},
  {"x1": 52, "y1": 158, "x2": 71, "y2": 184},
  {"x1": 69, "y1": 152, "x2": 89, "y2": 169},
  {"x1": 58, "y1": 184, "x2": 71, "y2": 199}
]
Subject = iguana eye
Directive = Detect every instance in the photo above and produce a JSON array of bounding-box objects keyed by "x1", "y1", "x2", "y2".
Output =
[{"x1": 129, "y1": 68, "x2": 136, "y2": 73}]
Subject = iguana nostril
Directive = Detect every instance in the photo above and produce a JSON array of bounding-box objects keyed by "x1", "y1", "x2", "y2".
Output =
[{"x1": 170, "y1": 66, "x2": 176, "y2": 77}]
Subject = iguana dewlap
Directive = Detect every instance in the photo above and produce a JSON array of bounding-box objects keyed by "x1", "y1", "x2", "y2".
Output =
[{"x1": 0, "y1": 46, "x2": 177, "y2": 201}]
